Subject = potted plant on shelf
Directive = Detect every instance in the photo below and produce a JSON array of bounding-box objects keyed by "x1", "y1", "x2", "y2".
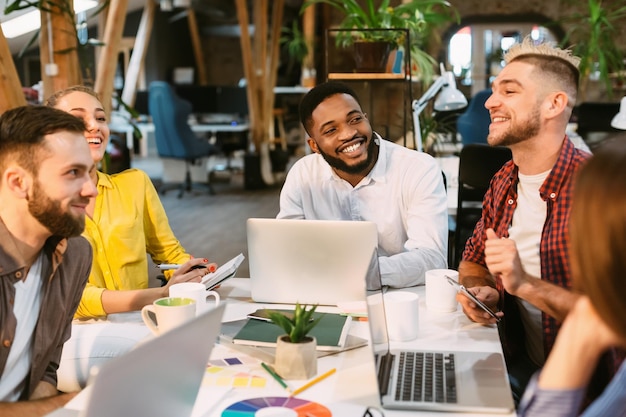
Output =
[
  {"x1": 267, "y1": 303, "x2": 322, "y2": 380},
  {"x1": 301, "y1": 0, "x2": 458, "y2": 80},
  {"x1": 558, "y1": 0, "x2": 626, "y2": 102}
]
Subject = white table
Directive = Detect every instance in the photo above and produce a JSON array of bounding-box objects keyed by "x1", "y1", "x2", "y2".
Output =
[
  {"x1": 52, "y1": 278, "x2": 514, "y2": 416},
  {"x1": 208, "y1": 278, "x2": 515, "y2": 417},
  {"x1": 108, "y1": 119, "x2": 250, "y2": 158}
]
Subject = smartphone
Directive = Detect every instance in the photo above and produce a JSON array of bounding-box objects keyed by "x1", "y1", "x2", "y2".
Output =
[{"x1": 445, "y1": 275, "x2": 501, "y2": 322}]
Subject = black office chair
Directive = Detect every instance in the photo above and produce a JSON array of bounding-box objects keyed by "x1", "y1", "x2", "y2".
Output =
[
  {"x1": 148, "y1": 81, "x2": 218, "y2": 198},
  {"x1": 451, "y1": 144, "x2": 512, "y2": 268}
]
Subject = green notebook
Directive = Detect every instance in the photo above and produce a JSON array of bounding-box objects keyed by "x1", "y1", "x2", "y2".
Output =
[{"x1": 233, "y1": 310, "x2": 352, "y2": 351}]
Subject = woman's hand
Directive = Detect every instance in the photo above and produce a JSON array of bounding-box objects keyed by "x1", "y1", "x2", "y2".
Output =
[
  {"x1": 538, "y1": 296, "x2": 626, "y2": 389},
  {"x1": 164, "y1": 259, "x2": 217, "y2": 290}
]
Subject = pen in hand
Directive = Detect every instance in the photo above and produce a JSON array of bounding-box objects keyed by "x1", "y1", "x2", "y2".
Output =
[{"x1": 155, "y1": 264, "x2": 217, "y2": 272}]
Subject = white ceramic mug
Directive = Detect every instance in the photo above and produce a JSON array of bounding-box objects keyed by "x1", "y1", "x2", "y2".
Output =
[
  {"x1": 168, "y1": 282, "x2": 220, "y2": 316},
  {"x1": 384, "y1": 291, "x2": 419, "y2": 341},
  {"x1": 425, "y1": 269, "x2": 459, "y2": 313},
  {"x1": 141, "y1": 297, "x2": 196, "y2": 335}
]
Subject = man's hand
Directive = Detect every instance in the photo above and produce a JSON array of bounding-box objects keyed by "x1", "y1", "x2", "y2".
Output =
[
  {"x1": 484, "y1": 228, "x2": 527, "y2": 295},
  {"x1": 456, "y1": 285, "x2": 502, "y2": 324}
]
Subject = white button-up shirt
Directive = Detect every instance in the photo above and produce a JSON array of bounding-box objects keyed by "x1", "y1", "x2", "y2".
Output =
[{"x1": 277, "y1": 136, "x2": 448, "y2": 288}]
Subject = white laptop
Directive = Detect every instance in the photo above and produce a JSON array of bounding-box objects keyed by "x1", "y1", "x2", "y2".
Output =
[
  {"x1": 47, "y1": 304, "x2": 225, "y2": 417},
  {"x1": 247, "y1": 218, "x2": 378, "y2": 305},
  {"x1": 366, "y1": 258, "x2": 514, "y2": 414}
]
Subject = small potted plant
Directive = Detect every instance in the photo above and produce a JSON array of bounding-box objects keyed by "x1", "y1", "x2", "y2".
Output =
[{"x1": 267, "y1": 303, "x2": 322, "y2": 380}]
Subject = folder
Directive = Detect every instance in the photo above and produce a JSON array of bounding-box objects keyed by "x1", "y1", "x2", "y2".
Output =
[{"x1": 233, "y1": 310, "x2": 353, "y2": 351}]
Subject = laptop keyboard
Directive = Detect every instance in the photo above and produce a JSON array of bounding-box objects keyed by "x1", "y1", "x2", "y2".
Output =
[{"x1": 395, "y1": 352, "x2": 457, "y2": 404}]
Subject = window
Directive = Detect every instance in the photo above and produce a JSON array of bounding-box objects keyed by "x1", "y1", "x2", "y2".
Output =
[{"x1": 447, "y1": 23, "x2": 558, "y2": 96}]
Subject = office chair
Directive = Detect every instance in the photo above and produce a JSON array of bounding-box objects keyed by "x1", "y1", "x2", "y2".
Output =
[
  {"x1": 148, "y1": 81, "x2": 218, "y2": 198},
  {"x1": 452, "y1": 144, "x2": 512, "y2": 268},
  {"x1": 456, "y1": 89, "x2": 492, "y2": 146}
]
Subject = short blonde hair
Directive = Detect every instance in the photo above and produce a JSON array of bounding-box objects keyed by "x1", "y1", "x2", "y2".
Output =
[
  {"x1": 503, "y1": 36, "x2": 580, "y2": 109},
  {"x1": 504, "y1": 36, "x2": 580, "y2": 69}
]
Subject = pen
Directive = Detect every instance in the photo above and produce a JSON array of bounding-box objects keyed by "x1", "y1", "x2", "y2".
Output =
[
  {"x1": 290, "y1": 368, "x2": 336, "y2": 397},
  {"x1": 260, "y1": 362, "x2": 291, "y2": 394},
  {"x1": 155, "y1": 264, "x2": 216, "y2": 272}
]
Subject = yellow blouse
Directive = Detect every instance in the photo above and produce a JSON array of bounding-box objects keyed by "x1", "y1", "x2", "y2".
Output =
[{"x1": 75, "y1": 169, "x2": 190, "y2": 318}]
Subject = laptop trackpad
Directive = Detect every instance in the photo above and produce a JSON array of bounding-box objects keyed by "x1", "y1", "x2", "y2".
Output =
[{"x1": 457, "y1": 352, "x2": 513, "y2": 409}]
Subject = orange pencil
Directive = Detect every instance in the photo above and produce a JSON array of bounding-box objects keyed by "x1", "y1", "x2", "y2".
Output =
[{"x1": 290, "y1": 368, "x2": 337, "y2": 397}]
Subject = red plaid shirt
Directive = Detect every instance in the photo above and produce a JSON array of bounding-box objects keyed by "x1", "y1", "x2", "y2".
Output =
[{"x1": 462, "y1": 137, "x2": 590, "y2": 358}]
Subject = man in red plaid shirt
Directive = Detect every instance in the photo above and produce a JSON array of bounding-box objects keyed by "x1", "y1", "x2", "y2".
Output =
[{"x1": 455, "y1": 37, "x2": 596, "y2": 405}]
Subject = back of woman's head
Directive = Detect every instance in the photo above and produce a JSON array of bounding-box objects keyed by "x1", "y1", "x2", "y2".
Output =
[{"x1": 571, "y1": 136, "x2": 626, "y2": 338}]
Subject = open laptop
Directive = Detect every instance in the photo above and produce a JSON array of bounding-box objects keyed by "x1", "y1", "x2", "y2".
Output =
[
  {"x1": 366, "y1": 256, "x2": 514, "y2": 414},
  {"x1": 247, "y1": 218, "x2": 378, "y2": 305},
  {"x1": 47, "y1": 304, "x2": 225, "y2": 417}
]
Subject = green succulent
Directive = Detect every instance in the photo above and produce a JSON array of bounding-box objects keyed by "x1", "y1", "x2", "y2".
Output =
[{"x1": 267, "y1": 303, "x2": 322, "y2": 343}]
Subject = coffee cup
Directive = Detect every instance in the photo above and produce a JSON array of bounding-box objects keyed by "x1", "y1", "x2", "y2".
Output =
[
  {"x1": 425, "y1": 269, "x2": 459, "y2": 312},
  {"x1": 141, "y1": 297, "x2": 196, "y2": 335},
  {"x1": 384, "y1": 291, "x2": 419, "y2": 341},
  {"x1": 366, "y1": 293, "x2": 389, "y2": 344},
  {"x1": 168, "y1": 282, "x2": 220, "y2": 316}
]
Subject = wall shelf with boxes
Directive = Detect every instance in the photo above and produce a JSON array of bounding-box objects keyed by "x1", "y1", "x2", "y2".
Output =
[{"x1": 324, "y1": 28, "x2": 414, "y2": 142}]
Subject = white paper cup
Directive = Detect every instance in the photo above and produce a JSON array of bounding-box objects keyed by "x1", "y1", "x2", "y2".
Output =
[
  {"x1": 169, "y1": 282, "x2": 220, "y2": 316},
  {"x1": 366, "y1": 293, "x2": 389, "y2": 344},
  {"x1": 425, "y1": 269, "x2": 459, "y2": 313},
  {"x1": 384, "y1": 291, "x2": 419, "y2": 341}
]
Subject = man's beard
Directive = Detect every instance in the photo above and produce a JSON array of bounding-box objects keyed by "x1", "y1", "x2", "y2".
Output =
[
  {"x1": 317, "y1": 134, "x2": 378, "y2": 175},
  {"x1": 28, "y1": 180, "x2": 86, "y2": 238},
  {"x1": 488, "y1": 107, "x2": 541, "y2": 147}
]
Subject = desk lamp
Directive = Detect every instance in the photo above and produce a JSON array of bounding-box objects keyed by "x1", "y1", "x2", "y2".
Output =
[
  {"x1": 412, "y1": 64, "x2": 468, "y2": 151},
  {"x1": 610, "y1": 96, "x2": 626, "y2": 130}
]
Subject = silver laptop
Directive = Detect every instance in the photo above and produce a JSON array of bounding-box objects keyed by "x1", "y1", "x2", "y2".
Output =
[
  {"x1": 367, "y1": 257, "x2": 514, "y2": 414},
  {"x1": 247, "y1": 218, "x2": 378, "y2": 305},
  {"x1": 47, "y1": 304, "x2": 225, "y2": 417}
]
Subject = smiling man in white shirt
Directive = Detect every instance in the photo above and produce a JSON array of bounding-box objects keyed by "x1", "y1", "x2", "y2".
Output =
[{"x1": 277, "y1": 81, "x2": 448, "y2": 288}]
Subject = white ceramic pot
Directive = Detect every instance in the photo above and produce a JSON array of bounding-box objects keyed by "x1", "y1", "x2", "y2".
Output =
[{"x1": 274, "y1": 335, "x2": 317, "y2": 380}]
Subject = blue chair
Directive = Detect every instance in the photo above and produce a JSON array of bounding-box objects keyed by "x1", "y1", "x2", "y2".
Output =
[
  {"x1": 148, "y1": 81, "x2": 217, "y2": 197},
  {"x1": 456, "y1": 89, "x2": 492, "y2": 146}
]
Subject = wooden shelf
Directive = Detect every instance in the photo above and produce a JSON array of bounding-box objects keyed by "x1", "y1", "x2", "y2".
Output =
[{"x1": 327, "y1": 73, "x2": 406, "y2": 80}]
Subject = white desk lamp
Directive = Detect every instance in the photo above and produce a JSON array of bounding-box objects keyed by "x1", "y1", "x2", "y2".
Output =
[
  {"x1": 610, "y1": 96, "x2": 626, "y2": 130},
  {"x1": 412, "y1": 64, "x2": 468, "y2": 151}
]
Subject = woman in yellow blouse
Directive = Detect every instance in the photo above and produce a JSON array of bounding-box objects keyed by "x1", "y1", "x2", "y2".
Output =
[
  {"x1": 47, "y1": 86, "x2": 215, "y2": 318},
  {"x1": 48, "y1": 86, "x2": 218, "y2": 391}
]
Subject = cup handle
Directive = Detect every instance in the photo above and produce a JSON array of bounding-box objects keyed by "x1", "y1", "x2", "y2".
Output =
[
  {"x1": 205, "y1": 290, "x2": 220, "y2": 306},
  {"x1": 141, "y1": 305, "x2": 159, "y2": 335}
]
